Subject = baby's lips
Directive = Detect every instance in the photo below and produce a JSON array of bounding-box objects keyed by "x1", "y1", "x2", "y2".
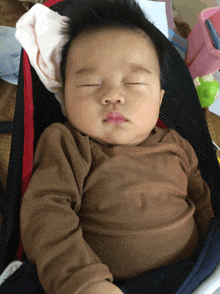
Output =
[{"x1": 104, "y1": 112, "x2": 126, "y2": 120}]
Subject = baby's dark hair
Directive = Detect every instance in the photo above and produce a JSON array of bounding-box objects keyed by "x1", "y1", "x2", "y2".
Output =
[{"x1": 59, "y1": 0, "x2": 167, "y2": 90}]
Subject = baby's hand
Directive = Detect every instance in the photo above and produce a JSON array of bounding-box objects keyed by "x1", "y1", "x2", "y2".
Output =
[{"x1": 78, "y1": 280, "x2": 124, "y2": 294}]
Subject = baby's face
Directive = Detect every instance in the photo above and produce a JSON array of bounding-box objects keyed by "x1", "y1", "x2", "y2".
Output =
[{"x1": 64, "y1": 28, "x2": 165, "y2": 146}]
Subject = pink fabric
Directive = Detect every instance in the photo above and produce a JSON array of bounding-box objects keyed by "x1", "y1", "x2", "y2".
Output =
[{"x1": 15, "y1": 3, "x2": 69, "y2": 117}]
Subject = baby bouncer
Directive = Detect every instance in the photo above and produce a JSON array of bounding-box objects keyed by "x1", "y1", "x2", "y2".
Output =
[{"x1": 0, "y1": 0, "x2": 220, "y2": 293}]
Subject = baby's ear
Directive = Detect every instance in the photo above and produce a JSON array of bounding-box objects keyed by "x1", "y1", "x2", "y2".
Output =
[
  {"x1": 159, "y1": 89, "x2": 165, "y2": 106},
  {"x1": 161, "y1": 89, "x2": 165, "y2": 100}
]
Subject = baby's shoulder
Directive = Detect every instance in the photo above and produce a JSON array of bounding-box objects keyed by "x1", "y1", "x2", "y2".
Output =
[
  {"x1": 156, "y1": 126, "x2": 195, "y2": 155},
  {"x1": 155, "y1": 126, "x2": 184, "y2": 144},
  {"x1": 46, "y1": 121, "x2": 74, "y2": 134},
  {"x1": 42, "y1": 121, "x2": 81, "y2": 142},
  {"x1": 157, "y1": 127, "x2": 198, "y2": 168}
]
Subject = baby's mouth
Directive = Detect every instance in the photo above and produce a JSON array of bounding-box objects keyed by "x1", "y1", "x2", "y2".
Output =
[{"x1": 104, "y1": 118, "x2": 127, "y2": 124}]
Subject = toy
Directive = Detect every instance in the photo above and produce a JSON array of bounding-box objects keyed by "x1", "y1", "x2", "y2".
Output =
[{"x1": 193, "y1": 73, "x2": 220, "y2": 108}]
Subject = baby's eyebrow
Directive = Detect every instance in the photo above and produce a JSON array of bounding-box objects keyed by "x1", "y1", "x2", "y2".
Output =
[{"x1": 73, "y1": 63, "x2": 152, "y2": 76}]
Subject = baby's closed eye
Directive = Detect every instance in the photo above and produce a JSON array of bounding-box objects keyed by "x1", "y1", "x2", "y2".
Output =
[{"x1": 80, "y1": 83, "x2": 147, "y2": 86}]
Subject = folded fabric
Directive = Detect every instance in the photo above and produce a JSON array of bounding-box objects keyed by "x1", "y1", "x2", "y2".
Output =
[
  {"x1": 0, "y1": 260, "x2": 23, "y2": 286},
  {"x1": 0, "y1": 26, "x2": 22, "y2": 85},
  {"x1": 15, "y1": 3, "x2": 69, "y2": 117}
]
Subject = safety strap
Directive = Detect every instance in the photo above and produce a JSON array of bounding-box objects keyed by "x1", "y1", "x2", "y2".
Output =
[
  {"x1": 0, "y1": 122, "x2": 13, "y2": 134},
  {"x1": 0, "y1": 121, "x2": 13, "y2": 211}
]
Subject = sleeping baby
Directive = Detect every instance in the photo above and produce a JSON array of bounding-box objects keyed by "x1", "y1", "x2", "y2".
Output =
[{"x1": 20, "y1": 0, "x2": 214, "y2": 293}]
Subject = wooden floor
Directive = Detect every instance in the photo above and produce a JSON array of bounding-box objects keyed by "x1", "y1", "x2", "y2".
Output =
[{"x1": 204, "y1": 109, "x2": 220, "y2": 159}]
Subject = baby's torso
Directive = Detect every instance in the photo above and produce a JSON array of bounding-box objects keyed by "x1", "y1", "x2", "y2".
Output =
[{"x1": 79, "y1": 142, "x2": 198, "y2": 279}]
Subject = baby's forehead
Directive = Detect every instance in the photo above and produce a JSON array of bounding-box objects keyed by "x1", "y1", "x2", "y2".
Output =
[
  {"x1": 69, "y1": 26, "x2": 156, "y2": 52},
  {"x1": 66, "y1": 27, "x2": 160, "y2": 76}
]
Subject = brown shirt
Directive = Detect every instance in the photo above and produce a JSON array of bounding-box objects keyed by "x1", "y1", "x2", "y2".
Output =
[{"x1": 20, "y1": 121, "x2": 214, "y2": 294}]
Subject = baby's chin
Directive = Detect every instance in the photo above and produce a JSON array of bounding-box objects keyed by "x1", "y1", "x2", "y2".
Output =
[
  {"x1": 79, "y1": 123, "x2": 156, "y2": 146},
  {"x1": 88, "y1": 135, "x2": 148, "y2": 147},
  {"x1": 89, "y1": 136, "x2": 120, "y2": 146}
]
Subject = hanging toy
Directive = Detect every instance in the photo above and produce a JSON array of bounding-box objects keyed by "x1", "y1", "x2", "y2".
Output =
[{"x1": 193, "y1": 73, "x2": 220, "y2": 108}]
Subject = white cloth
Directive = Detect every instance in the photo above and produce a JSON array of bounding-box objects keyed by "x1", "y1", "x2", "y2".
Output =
[
  {"x1": 15, "y1": 2, "x2": 169, "y2": 118},
  {"x1": 15, "y1": 3, "x2": 69, "y2": 117}
]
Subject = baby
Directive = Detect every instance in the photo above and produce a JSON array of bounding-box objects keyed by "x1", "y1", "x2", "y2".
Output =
[{"x1": 20, "y1": 0, "x2": 214, "y2": 293}]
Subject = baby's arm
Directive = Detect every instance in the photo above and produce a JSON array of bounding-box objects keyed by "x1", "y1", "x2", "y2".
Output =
[
  {"x1": 187, "y1": 164, "x2": 214, "y2": 239},
  {"x1": 184, "y1": 138, "x2": 214, "y2": 238},
  {"x1": 171, "y1": 130, "x2": 214, "y2": 239},
  {"x1": 78, "y1": 280, "x2": 124, "y2": 294},
  {"x1": 20, "y1": 124, "x2": 114, "y2": 294}
]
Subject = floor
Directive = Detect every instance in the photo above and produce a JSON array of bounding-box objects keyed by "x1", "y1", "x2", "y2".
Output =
[
  {"x1": 172, "y1": 0, "x2": 220, "y2": 28},
  {"x1": 171, "y1": 0, "x2": 220, "y2": 35}
]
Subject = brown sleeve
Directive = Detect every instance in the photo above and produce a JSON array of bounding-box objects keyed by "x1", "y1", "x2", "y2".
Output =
[
  {"x1": 168, "y1": 129, "x2": 214, "y2": 239},
  {"x1": 20, "y1": 124, "x2": 113, "y2": 294},
  {"x1": 187, "y1": 164, "x2": 214, "y2": 239},
  {"x1": 185, "y1": 139, "x2": 214, "y2": 239}
]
